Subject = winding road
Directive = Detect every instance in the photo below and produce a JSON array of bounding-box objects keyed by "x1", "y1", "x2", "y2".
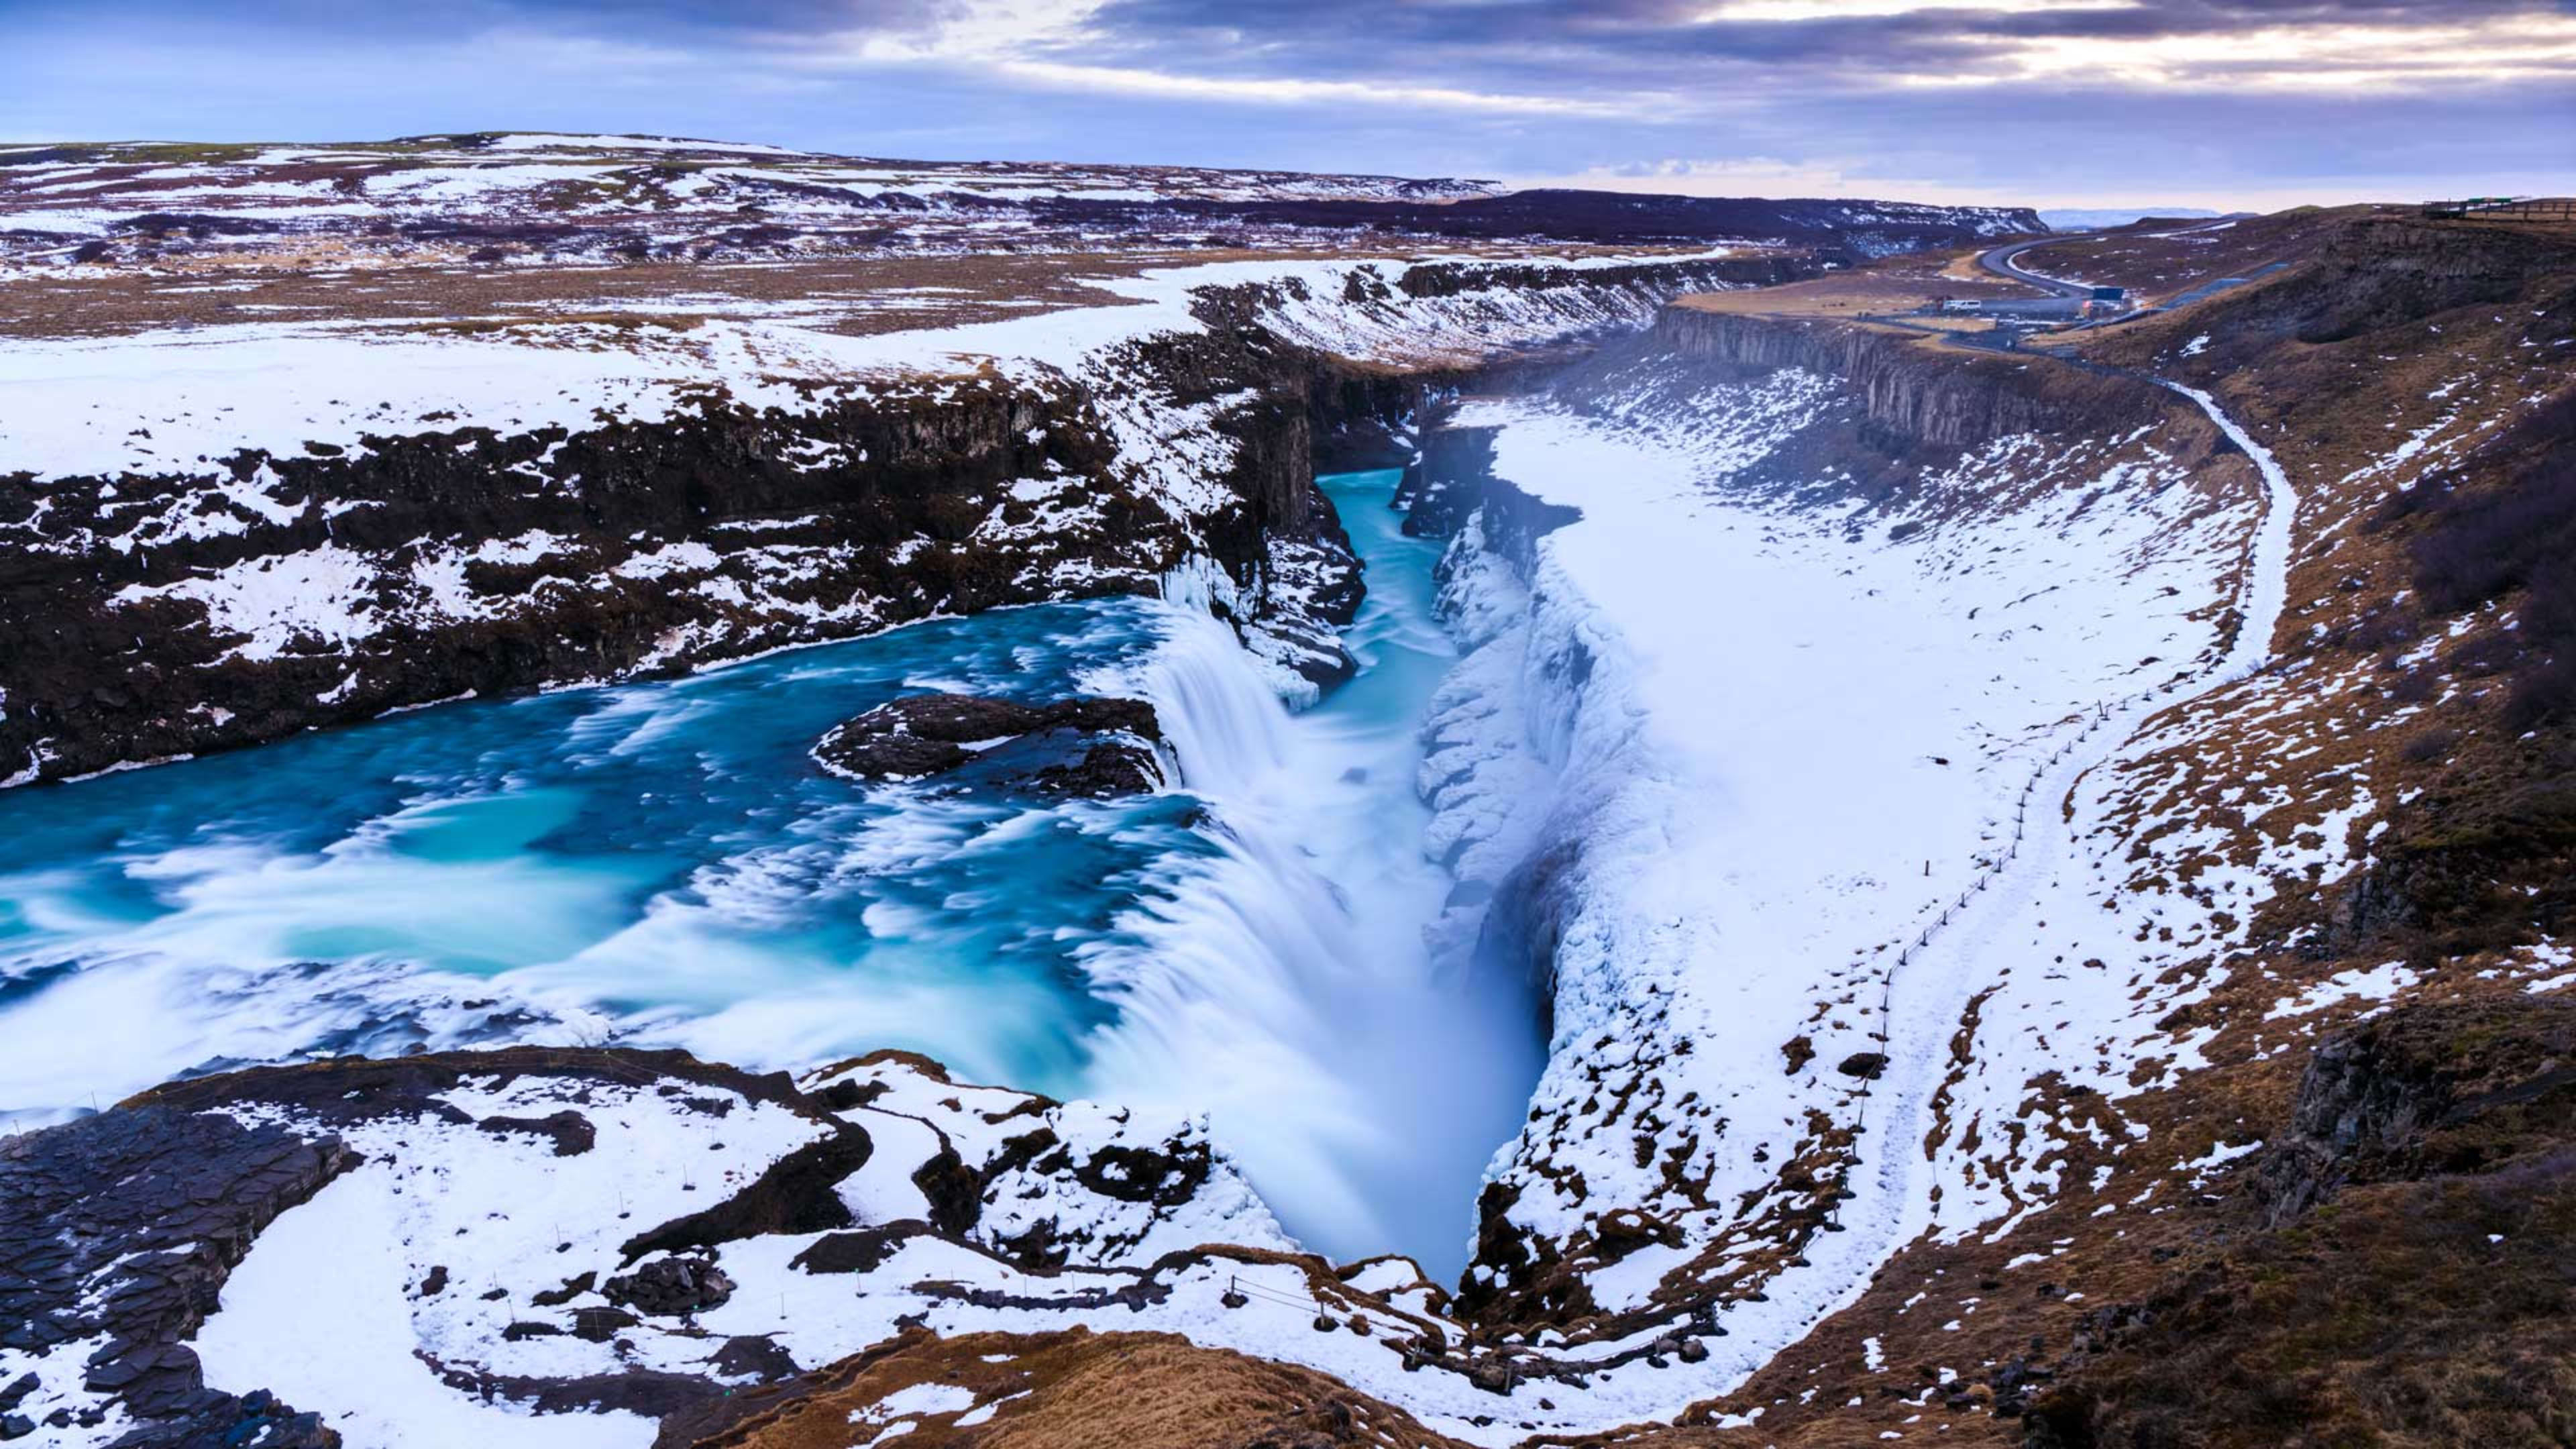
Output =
[{"x1": 1977, "y1": 233, "x2": 2100, "y2": 297}]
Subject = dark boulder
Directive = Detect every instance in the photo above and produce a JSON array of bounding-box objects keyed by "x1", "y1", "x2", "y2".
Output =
[
  {"x1": 707, "y1": 1336, "x2": 802, "y2": 1384},
  {"x1": 530, "y1": 1271, "x2": 596, "y2": 1307},
  {"x1": 790, "y1": 1225, "x2": 920, "y2": 1277},
  {"x1": 811, "y1": 692, "x2": 1165, "y2": 798},
  {"x1": 604, "y1": 1254, "x2": 735, "y2": 1317},
  {"x1": 476, "y1": 1108, "x2": 596, "y2": 1157},
  {"x1": 571, "y1": 1306, "x2": 639, "y2": 1343},
  {"x1": 618, "y1": 1124, "x2": 871, "y2": 1260}
]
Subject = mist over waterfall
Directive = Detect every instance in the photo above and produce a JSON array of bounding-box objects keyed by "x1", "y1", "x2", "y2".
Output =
[{"x1": 1081, "y1": 473, "x2": 1545, "y2": 1276}]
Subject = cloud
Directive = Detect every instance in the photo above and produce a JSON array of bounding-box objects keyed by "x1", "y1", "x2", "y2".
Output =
[
  {"x1": 792, "y1": 1, "x2": 1650, "y2": 118},
  {"x1": 1521, "y1": 155, "x2": 1980, "y2": 201},
  {"x1": 1, "y1": 0, "x2": 2567, "y2": 209}
]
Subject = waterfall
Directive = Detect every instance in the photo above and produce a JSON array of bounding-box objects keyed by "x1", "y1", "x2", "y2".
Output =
[
  {"x1": 1073, "y1": 508, "x2": 1544, "y2": 1279},
  {"x1": 1128, "y1": 582, "x2": 1295, "y2": 798}
]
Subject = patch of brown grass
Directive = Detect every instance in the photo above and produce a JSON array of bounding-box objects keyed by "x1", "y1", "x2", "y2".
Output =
[{"x1": 663, "y1": 1327, "x2": 1472, "y2": 1449}]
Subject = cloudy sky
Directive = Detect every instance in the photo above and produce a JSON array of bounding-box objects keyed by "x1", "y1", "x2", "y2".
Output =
[{"x1": 3, "y1": 0, "x2": 2569, "y2": 209}]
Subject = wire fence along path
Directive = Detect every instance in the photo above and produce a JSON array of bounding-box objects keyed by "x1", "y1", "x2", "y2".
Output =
[
  {"x1": 1832, "y1": 674, "x2": 2183, "y2": 1226},
  {"x1": 1218, "y1": 1273, "x2": 1503, "y2": 1379},
  {"x1": 1831, "y1": 374, "x2": 2298, "y2": 1230}
]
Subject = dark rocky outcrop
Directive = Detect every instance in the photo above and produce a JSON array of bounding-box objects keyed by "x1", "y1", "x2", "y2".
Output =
[
  {"x1": 619, "y1": 1126, "x2": 874, "y2": 1262},
  {"x1": 967, "y1": 1127, "x2": 1224, "y2": 1271},
  {"x1": 478, "y1": 1108, "x2": 596, "y2": 1157},
  {"x1": 2153, "y1": 213, "x2": 2576, "y2": 362},
  {"x1": 789, "y1": 1225, "x2": 919, "y2": 1277},
  {"x1": 2023, "y1": 999, "x2": 2576, "y2": 1449},
  {"x1": 706, "y1": 1336, "x2": 801, "y2": 1385},
  {"x1": 0, "y1": 1105, "x2": 350, "y2": 1444},
  {"x1": 2253, "y1": 996, "x2": 2576, "y2": 1227},
  {"x1": 1396, "y1": 423, "x2": 1582, "y2": 557},
  {"x1": 1, "y1": 1046, "x2": 865, "y2": 1440},
  {"x1": 605, "y1": 1255, "x2": 736, "y2": 1318},
  {"x1": 125, "y1": 1044, "x2": 817, "y2": 1126},
  {"x1": 810, "y1": 692, "x2": 1165, "y2": 797}
]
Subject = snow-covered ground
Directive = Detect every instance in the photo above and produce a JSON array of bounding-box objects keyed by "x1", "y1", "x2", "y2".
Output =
[
  {"x1": 66, "y1": 1055, "x2": 1729, "y2": 1448},
  {"x1": 0, "y1": 133, "x2": 1506, "y2": 244},
  {"x1": 1409, "y1": 360, "x2": 2307, "y2": 1384}
]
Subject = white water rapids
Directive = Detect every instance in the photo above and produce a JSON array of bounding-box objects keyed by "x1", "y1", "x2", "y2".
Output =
[{"x1": 0, "y1": 469, "x2": 1541, "y2": 1279}]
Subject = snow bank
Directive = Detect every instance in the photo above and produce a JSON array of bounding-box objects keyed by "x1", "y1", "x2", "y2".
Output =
[{"x1": 1410, "y1": 359, "x2": 2293, "y2": 1395}]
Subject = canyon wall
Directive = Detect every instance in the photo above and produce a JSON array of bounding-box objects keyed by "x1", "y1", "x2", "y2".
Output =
[
  {"x1": 1635, "y1": 305, "x2": 2165, "y2": 453},
  {"x1": 0, "y1": 253, "x2": 1796, "y2": 785}
]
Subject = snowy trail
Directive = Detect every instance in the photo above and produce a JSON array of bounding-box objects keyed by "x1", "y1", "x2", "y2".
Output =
[
  {"x1": 2157, "y1": 380, "x2": 2301, "y2": 682},
  {"x1": 1734, "y1": 375, "x2": 2300, "y2": 1382}
]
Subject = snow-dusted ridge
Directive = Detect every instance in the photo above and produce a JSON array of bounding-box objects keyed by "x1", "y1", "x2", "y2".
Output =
[
  {"x1": 0, "y1": 133, "x2": 2037, "y2": 280},
  {"x1": 1, "y1": 131, "x2": 1508, "y2": 229}
]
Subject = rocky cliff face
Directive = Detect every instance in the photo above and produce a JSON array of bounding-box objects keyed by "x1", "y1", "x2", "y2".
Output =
[
  {"x1": 2155, "y1": 213, "x2": 2576, "y2": 356},
  {"x1": 3, "y1": 371, "x2": 1138, "y2": 782},
  {"x1": 1639, "y1": 305, "x2": 2163, "y2": 453},
  {"x1": 1, "y1": 1104, "x2": 352, "y2": 1446}
]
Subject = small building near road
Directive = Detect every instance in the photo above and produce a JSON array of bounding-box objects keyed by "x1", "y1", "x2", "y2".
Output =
[{"x1": 1979, "y1": 296, "x2": 2088, "y2": 320}]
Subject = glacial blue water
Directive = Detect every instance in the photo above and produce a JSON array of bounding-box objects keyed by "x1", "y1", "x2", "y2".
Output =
[{"x1": 0, "y1": 471, "x2": 1541, "y2": 1278}]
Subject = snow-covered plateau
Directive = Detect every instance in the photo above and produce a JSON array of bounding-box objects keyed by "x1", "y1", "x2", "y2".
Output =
[{"x1": 0, "y1": 133, "x2": 2037, "y2": 274}]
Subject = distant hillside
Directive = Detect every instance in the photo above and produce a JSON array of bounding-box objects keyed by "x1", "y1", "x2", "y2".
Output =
[
  {"x1": 2043, "y1": 205, "x2": 2224, "y2": 229},
  {"x1": 0, "y1": 133, "x2": 2041, "y2": 268}
]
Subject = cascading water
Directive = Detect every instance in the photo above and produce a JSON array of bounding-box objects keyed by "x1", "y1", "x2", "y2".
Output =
[
  {"x1": 1077, "y1": 472, "x2": 1544, "y2": 1271},
  {"x1": 0, "y1": 470, "x2": 1539, "y2": 1277}
]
